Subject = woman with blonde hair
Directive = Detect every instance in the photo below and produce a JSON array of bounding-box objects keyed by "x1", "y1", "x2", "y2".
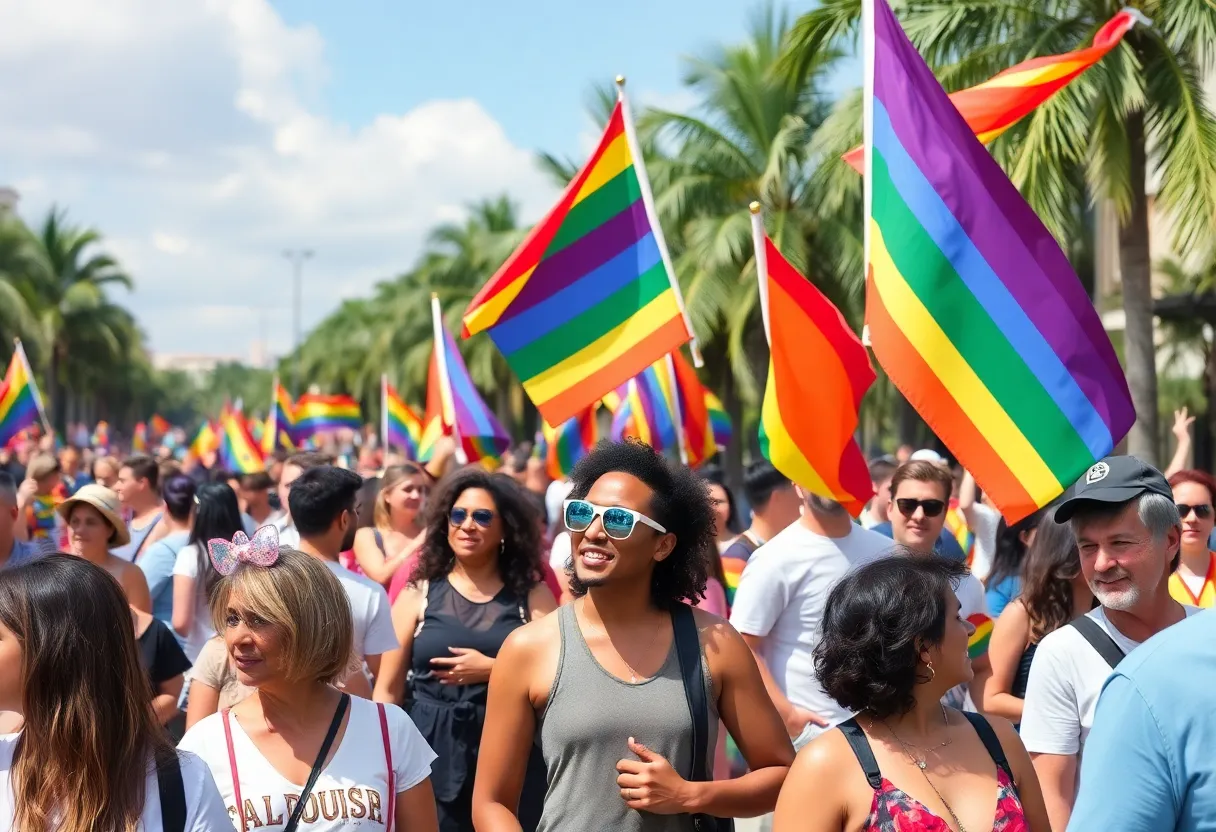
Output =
[
  {"x1": 179, "y1": 529, "x2": 438, "y2": 832},
  {"x1": 354, "y1": 462, "x2": 430, "y2": 588},
  {"x1": 58, "y1": 483, "x2": 152, "y2": 612},
  {"x1": 0, "y1": 555, "x2": 228, "y2": 829}
]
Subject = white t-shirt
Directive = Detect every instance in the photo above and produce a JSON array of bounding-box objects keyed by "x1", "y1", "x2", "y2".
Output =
[
  {"x1": 965, "y1": 503, "x2": 1001, "y2": 582},
  {"x1": 943, "y1": 572, "x2": 989, "y2": 711},
  {"x1": 180, "y1": 697, "x2": 436, "y2": 831},
  {"x1": 549, "y1": 532, "x2": 572, "y2": 573},
  {"x1": 545, "y1": 480, "x2": 573, "y2": 530},
  {"x1": 0, "y1": 736, "x2": 230, "y2": 831},
  {"x1": 173, "y1": 543, "x2": 218, "y2": 663},
  {"x1": 322, "y1": 561, "x2": 399, "y2": 659},
  {"x1": 729, "y1": 521, "x2": 891, "y2": 726},
  {"x1": 272, "y1": 514, "x2": 301, "y2": 550},
  {"x1": 1020, "y1": 605, "x2": 1201, "y2": 758}
]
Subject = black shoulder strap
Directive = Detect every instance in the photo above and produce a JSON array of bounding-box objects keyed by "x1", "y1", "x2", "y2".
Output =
[
  {"x1": 283, "y1": 693, "x2": 350, "y2": 832},
  {"x1": 373, "y1": 528, "x2": 385, "y2": 553},
  {"x1": 156, "y1": 752, "x2": 187, "y2": 832},
  {"x1": 671, "y1": 603, "x2": 708, "y2": 783},
  {"x1": 1068, "y1": 614, "x2": 1126, "y2": 668},
  {"x1": 961, "y1": 712, "x2": 1017, "y2": 796},
  {"x1": 837, "y1": 718, "x2": 883, "y2": 789}
]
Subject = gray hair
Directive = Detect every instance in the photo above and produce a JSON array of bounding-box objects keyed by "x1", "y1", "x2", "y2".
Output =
[{"x1": 1069, "y1": 492, "x2": 1181, "y2": 543}]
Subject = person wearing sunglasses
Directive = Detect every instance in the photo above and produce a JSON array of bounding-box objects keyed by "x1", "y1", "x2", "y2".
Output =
[
  {"x1": 1167, "y1": 469, "x2": 1216, "y2": 607},
  {"x1": 473, "y1": 440, "x2": 794, "y2": 832},
  {"x1": 379, "y1": 468, "x2": 555, "y2": 832}
]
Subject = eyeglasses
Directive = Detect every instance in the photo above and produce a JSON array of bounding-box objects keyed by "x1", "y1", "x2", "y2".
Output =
[
  {"x1": 1177, "y1": 503, "x2": 1213, "y2": 520},
  {"x1": 563, "y1": 499, "x2": 667, "y2": 540},
  {"x1": 895, "y1": 498, "x2": 946, "y2": 518},
  {"x1": 450, "y1": 507, "x2": 495, "y2": 528}
]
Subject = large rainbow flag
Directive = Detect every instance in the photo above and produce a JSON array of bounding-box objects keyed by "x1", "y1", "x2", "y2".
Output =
[
  {"x1": 863, "y1": 0, "x2": 1134, "y2": 522},
  {"x1": 462, "y1": 85, "x2": 696, "y2": 427},
  {"x1": 382, "y1": 376, "x2": 423, "y2": 459},
  {"x1": 751, "y1": 208, "x2": 875, "y2": 516},
  {"x1": 844, "y1": 9, "x2": 1141, "y2": 172},
  {"x1": 294, "y1": 393, "x2": 361, "y2": 438},
  {"x1": 0, "y1": 341, "x2": 43, "y2": 448},
  {"x1": 263, "y1": 380, "x2": 297, "y2": 454},
  {"x1": 424, "y1": 296, "x2": 511, "y2": 466}
]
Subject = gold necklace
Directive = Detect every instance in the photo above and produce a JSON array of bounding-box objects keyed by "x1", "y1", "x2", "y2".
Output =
[
  {"x1": 875, "y1": 707, "x2": 967, "y2": 832},
  {"x1": 879, "y1": 704, "x2": 953, "y2": 769},
  {"x1": 576, "y1": 602, "x2": 661, "y2": 683}
]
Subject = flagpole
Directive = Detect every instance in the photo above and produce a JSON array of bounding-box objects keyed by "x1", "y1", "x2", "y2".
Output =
[
  {"x1": 380, "y1": 373, "x2": 390, "y2": 454},
  {"x1": 13, "y1": 338, "x2": 53, "y2": 438},
  {"x1": 268, "y1": 375, "x2": 280, "y2": 453},
  {"x1": 663, "y1": 353, "x2": 690, "y2": 466},
  {"x1": 616, "y1": 75, "x2": 703, "y2": 369},
  {"x1": 749, "y1": 203, "x2": 773, "y2": 347},
  {"x1": 430, "y1": 294, "x2": 468, "y2": 465}
]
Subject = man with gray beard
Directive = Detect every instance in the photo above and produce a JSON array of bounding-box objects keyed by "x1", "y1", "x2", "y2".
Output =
[{"x1": 1019, "y1": 456, "x2": 1201, "y2": 832}]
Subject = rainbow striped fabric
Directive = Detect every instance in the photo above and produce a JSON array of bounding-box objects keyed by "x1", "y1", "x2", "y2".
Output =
[
  {"x1": 705, "y1": 391, "x2": 732, "y2": 451},
  {"x1": 754, "y1": 225, "x2": 874, "y2": 516},
  {"x1": 423, "y1": 316, "x2": 510, "y2": 466},
  {"x1": 219, "y1": 411, "x2": 265, "y2": 474},
  {"x1": 91, "y1": 421, "x2": 110, "y2": 450},
  {"x1": 132, "y1": 423, "x2": 148, "y2": 453},
  {"x1": 189, "y1": 421, "x2": 219, "y2": 461},
  {"x1": 944, "y1": 503, "x2": 977, "y2": 567},
  {"x1": 294, "y1": 394, "x2": 361, "y2": 438},
  {"x1": 0, "y1": 344, "x2": 41, "y2": 448},
  {"x1": 602, "y1": 352, "x2": 717, "y2": 466},
  {"x1": 383, "y1": 380, "x2": 423, "y2": 458},
  {"x1": 967, "y1": 612, "x2": 993, "y2": 659},
  {"x1": 864, "y1": 0, "x2": 1134, "y2": 522},
  {"x1": 263, "y1": 382, "x2": 297, "y2": 454},
  {"x1": 462, "y1": 97, "x2": 692, "y2": 427},
  {"x1": 541, "y1": 409, "x2": 598, "y2": 480},
  {"x1": 845, "y1": 9, "x2": 1140, "y2": 172}
]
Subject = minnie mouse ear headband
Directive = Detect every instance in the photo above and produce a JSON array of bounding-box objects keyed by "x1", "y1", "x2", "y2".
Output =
[{"x1": 207, "y1": 524, "x2": 281, "y2": 576}]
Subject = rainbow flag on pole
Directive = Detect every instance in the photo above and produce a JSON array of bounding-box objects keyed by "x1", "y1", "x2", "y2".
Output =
[
  {"x1": 382, "y1": 376, "x2": 423, "y2": 459},
  {"x1": 188, "y1": 421, "x2": 219, "y2": 461},
  {"x1": 294, "y1": 394, "x2": 361, "y2": 438},
  {"x1": 219, "y1": 410, "x2": 266, "y2": 474},
  {"x1": 263, "y1": 379, "x2": 296, "y2": 454},
  {"x1": 705, "y1": 390, "x2": 732, "y2": 450},
  {"x1": 462, "y1": 80, "x2": 697, "y2": 427},
  {"x1": 844, "y1": 9, "x2": 1142, "y2": 172},
  {"x1": 132, "y1": 422, "x2": 148, "y2": 453},
  {"x1": 541, "y1": 409, "x2": 598, "y2": 480},
  {"x1": 862, "y1": 0, "x2": 1134, "y2": 522},
  {"x1": 0, "y1": 340, "x2": 44, "y2": 448}
]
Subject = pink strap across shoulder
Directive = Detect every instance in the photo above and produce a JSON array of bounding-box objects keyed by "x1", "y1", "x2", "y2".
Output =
[
  {"x1": 378, "y1": 703, "x2": 396, "y2": 832},
  {"x1": 221, "y1": 708, "x2": 247, "y2": 832}
]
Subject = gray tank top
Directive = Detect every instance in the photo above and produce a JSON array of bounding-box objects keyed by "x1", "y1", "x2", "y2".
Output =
[{"x1": 536, "y1": 604, "x2": 718, "y2": 832}]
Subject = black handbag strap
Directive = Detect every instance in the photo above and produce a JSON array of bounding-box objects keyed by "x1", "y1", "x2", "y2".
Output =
[
  {"x1": 1069, "y1": 615, "x2": 1126, "y2": 668},
  {"x1": 156, "y1": 751, "x2": 187, "y2": 832},
  {"x1": 283, "y1": 693, "x2": 350, "y2": 832},
  {"x1": 837, "y1": 718, "x2": 883, "y2": 789}
]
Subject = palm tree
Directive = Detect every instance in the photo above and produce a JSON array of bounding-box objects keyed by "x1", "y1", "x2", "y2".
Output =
[
  {"x1": 783, "y1": 0, "x2": 1216, "y2": 465},
  {"x1": 1157, "y1": 251, "x2": 1216, "y2": 460}
]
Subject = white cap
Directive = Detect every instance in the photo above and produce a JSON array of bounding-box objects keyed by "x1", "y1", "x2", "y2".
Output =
[{"x1": 909, "y1": 448, "x2": 945, "y2": 464}]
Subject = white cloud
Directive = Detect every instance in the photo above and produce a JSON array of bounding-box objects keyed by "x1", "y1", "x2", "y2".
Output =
[{"x1": 0, "y1": 0, "x2": 556, "y2": 362}]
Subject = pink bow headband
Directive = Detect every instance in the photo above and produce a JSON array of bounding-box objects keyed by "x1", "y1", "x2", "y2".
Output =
[{"x1": 207, "y1": 524, "x2": 281, "y2": 576}]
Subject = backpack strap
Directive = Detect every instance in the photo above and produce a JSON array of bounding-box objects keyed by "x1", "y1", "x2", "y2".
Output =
[
  {"x1": 378, "y1": 703, "x2": 396, "y2": 832},
  {"x1": 837, "y1": 718, "x2": 883, "y2": 790},
  {"x1": 1068, "y1": 615, "x2": 1126, "y2": 669},
  {"x1": 156, "y1": 751, "x2": 187, "y2": 832},
  {"x1": 671, "y1": 604, "x2": 708, "y2": 784},
  {"x1": 961, "y1": 712, "x2": 1018, "y2": 797}
]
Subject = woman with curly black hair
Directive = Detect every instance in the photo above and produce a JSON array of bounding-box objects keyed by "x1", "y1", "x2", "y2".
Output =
[
  {"x1": 474, "y1": 440, "x2": 794, "y2": 832},
  {"x1": 773, "y1": 555, "x2": 1049, "y2": 832},
  {"x1": 383, "y1": 467, "x2": 555, "y2": 832}
]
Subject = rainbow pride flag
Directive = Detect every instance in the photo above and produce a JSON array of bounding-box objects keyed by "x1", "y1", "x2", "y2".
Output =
[
  {"x1": 944, "y1": 503, "x2": 977, "y2": 568},
  {"x1": 863, "y1": 0, "x2": 1133, "y2": 522},
  {"x1": 263, "y1": 380, "x2": 297, "y2": 454},
  {"x1": 665, "y1": 351, "x2": 716, "y2": 467},
  {"x1": 845, "y1": 9, "x2": 1141, "y2": 172},
  {"x1": 705, "y1": 390, "x2": 732, "y2": 450},
  {"x1": 426, "y1": 296, "x2": 510, "y2": 466},
  {"x1": 462, "y1": 85, "x2": 695, "y2": 427},
  {"x1": 382, "y1": 376, "x2": 423, "y2": 459},
  {"x1": 219, "y1": 411, "x2": 265, "y2": 474},
  {"x1": 294, "y1": 394, "x2": 361, "y2": 438},
  {"x1": 967, "y1": 612, "x2": 993, "y2": 659},
  {"x1": 0, "y1": 341, "x2": 43, "y2": 448},
  {"x1": 541, "y1": 409, "x2": 598, "y2": 480},
  {"x1": 188, "y1": 421, "x2": 219, "y2": 461},
  {"x1": 606, "y1": 368, "x2": 676, "y2": 453},
  {"x1": 91, "y1": 421, "x2": 110, "y2": 451},
  {"x1": 132, "y1": 422, "x2": 148, "y2": 453}
]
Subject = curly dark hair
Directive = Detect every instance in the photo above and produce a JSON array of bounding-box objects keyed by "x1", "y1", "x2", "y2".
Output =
[
  {"x1": 566, "y1": 439, "x2": 715, "y2": 608},
  {"x1": 1020, "y1": 514, "x2": 1083, "y2": 643},
  {"x1": 410, "y1": 468, "x2": 543, "y2": 600},
  {"x1": 814, "y1": 553, "x2": 969, "y2": 719}
]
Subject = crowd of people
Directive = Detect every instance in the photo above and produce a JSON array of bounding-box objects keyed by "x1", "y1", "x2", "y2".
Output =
[{"x1": 0, "y1": 422, "x2": 1213, "y2": 831}]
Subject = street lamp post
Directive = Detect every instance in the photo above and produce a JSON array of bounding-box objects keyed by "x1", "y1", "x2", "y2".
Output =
[{"x1": 283, "y1": 248, "x2": 314, "y2": 397}]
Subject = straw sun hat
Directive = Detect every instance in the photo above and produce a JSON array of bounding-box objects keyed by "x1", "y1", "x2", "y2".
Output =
[{"x1": 57, "y1": 484, "x2": 130, "y2": 547}]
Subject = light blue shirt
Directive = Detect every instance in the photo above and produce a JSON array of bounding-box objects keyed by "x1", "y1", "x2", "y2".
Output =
[
  {"x1": 1069, "y1": 608, "x2": 1216, "y2": 831},
  {"x1": 137, "y1": 529, "x2": 190, "y2": 628}
]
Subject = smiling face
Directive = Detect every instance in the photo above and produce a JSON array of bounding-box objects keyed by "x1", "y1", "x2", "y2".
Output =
[
  {"x1": 447, "y1": 487, "x2": 502, "y2": 564},
  {"x1": 1075, "y1": 500, "x2": 1177, "y2": 611},
  {"x1": 67, "y1": 503, "x2": 114, "y2": 558},
  {"x1": 387, "y1": 473, "x2": 429, "y2": 518},
  {"x1": 1172, "y1": 480, "x2": 1214, "y2": 554},
  {"x1": 889, "y1": 477, "x2": 949, "y2": 554},
  {"x1": 570, "y1": 472, "x2": 674, "y2": 590},
  {"x1": 923, "y1": 589, "x2": 974, "y2": 691},
  {"x1": 222, "y1": 591, "x2": 286, "y2": 688}
]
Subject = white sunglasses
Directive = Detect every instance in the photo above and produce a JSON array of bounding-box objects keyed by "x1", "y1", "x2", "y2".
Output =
[{"x1": 563, "y1": 499, "x2": 667, "y2": 540}]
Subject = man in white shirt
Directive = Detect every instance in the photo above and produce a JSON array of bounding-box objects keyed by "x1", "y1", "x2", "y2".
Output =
[
  {"x1": 288, "y1": 465, "x2": 400, "y2": 702},
  {"x1": 730, "y1": 490, "x2": 891, "y2": 736},
  {"x1": 1021, "y1": 455, "x2": 1196, "y2": 832},
  {"x1": 273, "y1": 451, "x2": 331, "y2": 549}
]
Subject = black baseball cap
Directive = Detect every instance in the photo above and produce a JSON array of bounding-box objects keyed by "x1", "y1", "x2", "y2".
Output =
[{"x1": 1053, "y1": 455, "x2": 1173, "y2": 523}]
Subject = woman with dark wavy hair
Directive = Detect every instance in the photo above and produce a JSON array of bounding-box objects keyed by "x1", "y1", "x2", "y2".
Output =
[
  {"x1": 982, "y1": 516, "x2": 1093, "y2": 727},
  {"x1": 382, "y1": 468, "x2": 555, "y2": 831},
  {"x1": 774, "y1": 554, "x2": 1048, "y2": 832},
  {"x1": 0, "y1": 555, "x2": 228, "y2": 830}
]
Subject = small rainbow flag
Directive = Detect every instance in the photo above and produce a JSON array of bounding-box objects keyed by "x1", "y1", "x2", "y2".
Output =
[
  {"x1": 665, "y1": 350, "x2": 716, "y2": 468},
  {"x1": 606, "y1": 368, "x2": 676, "y2": 453},
  {"x1": 263, "y1": 380, "x2": 297, "y2": 454},
  {"x1": 382, "y1": 376, "x2": 423, "y2": 459},
  {"x1": 863, "y1": 0, "x2": 1134, "y2": 522},
  {"x1": 541, "y1": 408, "x2": 598, "y2": 480},
  {"x1": 218, "y1": 411, "x2": 265, "y2": 474},
  {"x1": 967, "y1": 612, "x2": 993, "y2": 659},
  {"x1": 91, "y1": 421, "x2": 111, "y2": 450},
  {"x1": 944, "y1": 503, "x2": 976, "y2": 568},
  {"x1": 188, "y1": 421, "x2": 219, "y2": 460},
  {"x1": 844, "y1": 9, "x2": 1142, "y2": 172},
  {"x1": 721, "y1": 555, "x2": 746, "y2": 608},
  {"x1": 132, "y1": 422, "x2": 148, "y2": 453},
  {"x1": 149, "y1": 414, "x2": 171, "y2": 439},
  {"x1": 705, "y1": 390, "x2": 732, "y2": 450},
  {"x1": 0, "y1": 341, "x2": 43, "y2": 448},
  {"x1": 462, "y1": 82, "x2": 696, "y2": 427},
  {"x1": 294, "y1": 393, "x2": 361, "y2": 438}
]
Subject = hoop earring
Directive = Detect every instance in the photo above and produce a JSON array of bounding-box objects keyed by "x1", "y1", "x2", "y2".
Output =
[
  {"x1": 925, "y1": 659, "x2": 936, "y2": 682},
  {"x1": 500, "y1": 538, "x2": 506, "y2": 555}
]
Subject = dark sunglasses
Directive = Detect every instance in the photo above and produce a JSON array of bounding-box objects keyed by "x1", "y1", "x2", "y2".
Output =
[
  {"x1": 449, "y1": 507, "x2": 495, "y2": 528},
  {"x1": 1177, "y1": 503, "x2": 1213, "y2": 520},
  {"x1": 895, "y1": 498, "x2": 946, "y2": 518}
]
